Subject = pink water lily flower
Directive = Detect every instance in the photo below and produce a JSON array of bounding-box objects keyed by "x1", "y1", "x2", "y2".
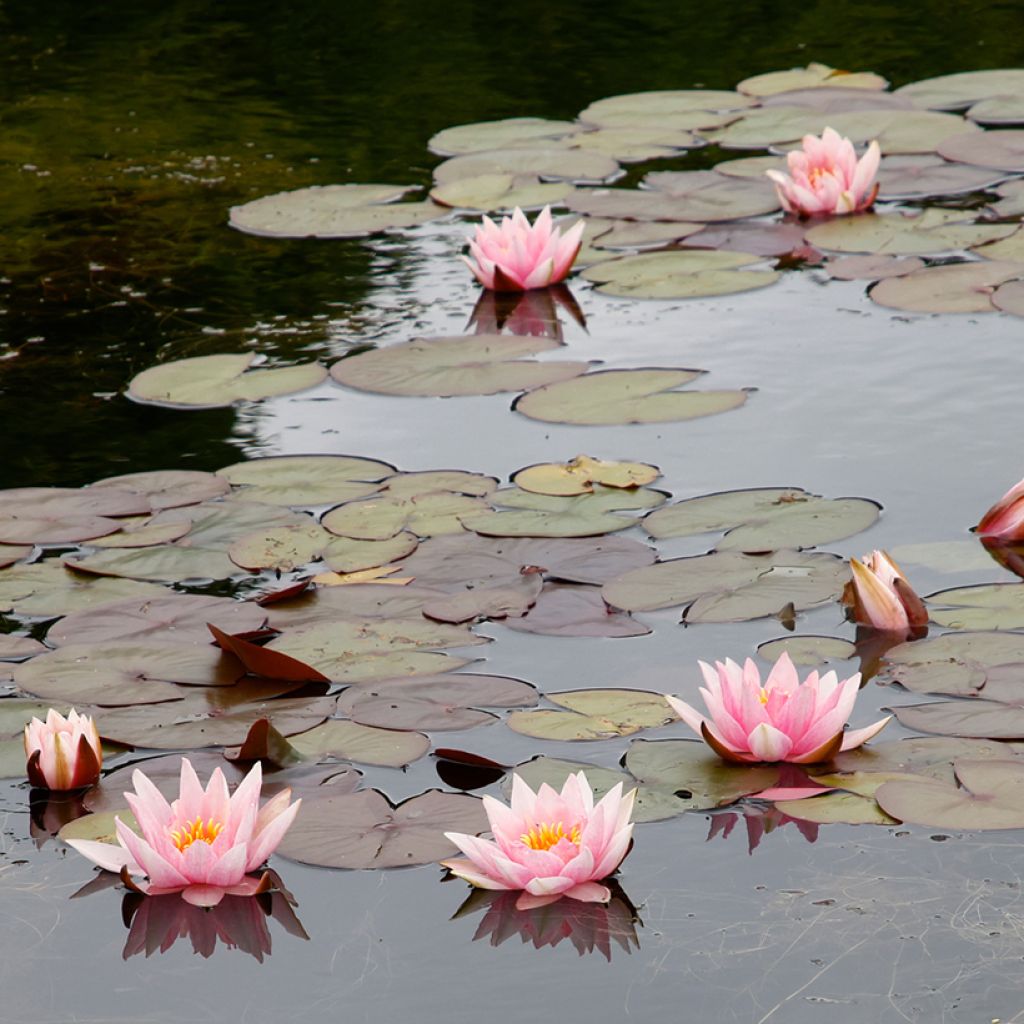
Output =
[
  {"x1": 846, "y1": 549, "x2": 928, "y2": 632},
  {"x1": 666, "y1": 652, "x2": 889, "y2": 764},
  {"x1": 765, "y1": 127, "x2": 880, "y2": 218},
  {"x1": 65, "y1": 758, "x2": 300, "y2": 908},
  {"x1": 463, "y1": 206, "x2": 584, "y2": 291},
  {"x1": 977, "y1": 476, "x2": 1024, "y2": 540},
  {"x1": 24, "y1": 708, "x2": 102, "y2": 791},
  {"x1": 441, "y1": 771, "x2": 635, "y2": 911}
]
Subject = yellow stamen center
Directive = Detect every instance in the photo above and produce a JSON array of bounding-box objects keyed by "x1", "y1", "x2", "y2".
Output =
[
  {"x1": 170, "y1": 817, "x2": 224, "y2": 853},
  {"x1": 758, "y1": 688, "x2": 770, "y2": 705},
  {"x1": 520, "y1": 821, "x2": 581, "y2": 851}
]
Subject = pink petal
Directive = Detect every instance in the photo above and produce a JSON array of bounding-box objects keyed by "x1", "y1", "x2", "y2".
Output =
[
  {"x1": 563, "y1": 881, "x2": 611, "y2": 904},
  {"x1": 515, "y1": 891, "x2": 563, "y2": 911},
  {"x1": 746, "y1": 723, "x2": 794, "y2": 762},
  {"x1": 246, "y1": 795, "x2": 300, "y2": 870},
  {"x1": 839, "y1": 715, "x2": 891, "y2": 751},
  {"x1": 440, "y1": 857, "x2": 513, "y2": 891},
  {"x1": 180, "y1": 884, "x2": 229, "y2": 908},
  {"x1": 665, "y1": 695, "x2": 708, "y2": 739},
  {"x1": 64, "y1": 838, "x2": 133, "y2": 874}
]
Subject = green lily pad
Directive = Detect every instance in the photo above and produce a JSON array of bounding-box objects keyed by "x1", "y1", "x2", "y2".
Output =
[
  {"x1": 806, "y1": 209, "x2": 1017, "y2": 256},
  {"x1": 514, "y1": 369, "x2": 748, "y2": 426},
  {"x1": 430, "y1": 173, "x2": 570, "y2": 212},
  {"x1": 277, "y1": 789, "x2": 487, "y2": 869},
  {"x1": 888, "y1": 541, "x2": 999, "y2": 574},
  {"x1": 974, "y1": 228, "x2": 1024, "y2": 263},
  {"x1": 827, "y1": 255, "x2": 926, "y2": 281},
  {"x1": 602, "y1": 548, "x2": 848, "y2": 621},
  {"x1": 565, "y1": 181, "x2": 777, "y2": 223},
  {"x1": 625, "y1": 738, "x2": 781, "y2": 817},
  {"x1": 896, "y1": 70, "x2": 1024, "y2": 110},
  {"x1": 65, "y1": 546, "x2": 241, "y2": 584},
  {"x1": 461, "y1": 485, "x2": 666, "y2": 538},
  {"x1": 217, "y1": 455, "x2": 394, "y2": 507},
  {"x1": 331, "y1": 334, "x2": 589, "y2": 398},
  {"x1": 578, "y1": 90, "x2": 756, "y2": 129},
  {"x1": 14, "y1": 642, "x2": 243, "y2": 706},
  {"x1": 774, "y1": 790, "x2": 897, "y2": 825},
  {"x1": 381, "y1": 471, "x2": 498, "y2": 499},
  {"x1": 757, "y1": 635, "x2": 857, "y2": 666},
  {"x1": 0, "y1": 698, "x2": 68, "y2": 737},
  {"x1": 322, "y1": 533, "x2": 419, "y2": 573},
  {"x1": 969, "y1": 96, "x2": 1024, "y2": 124},
  {"x1": 46, "y1": 594, "x2": 266, "y2": 647},
  {"x1": 228, "y1": 522, "x2": 332, "y2": 572},
  {"x1": 128, "y1": 353, "x2": 326, "y2": 409},
  {"x1": 265, "y1": 618, "x2": 485, "y2": 682},
  {"x1": 428, "y1": 117, "x2": 576, "y2": 156},
  {"x1": 568, "y1": 127, "x2": 697, "y2": 162},
  {"x1": 0, "y1": 562, "x2": 166, "y2": 617},
  {"x1": 642, "y1": 486, "x2": 880, "y2": 550},
  {"x1": 421, "y1": 575, "x2": 543, "y2": 624},
  {"x1": 877, "y1": 155, "x2": 1007, "y2": 200},
  {"x1": 229, "y1": 184, "x2": 442, "y2": 238},
  {"x1": 816, "y1": 735, "x2": 1024, "y2": 779},
  {"x1": 432, "y1": 147, "x2": 619, "y2": 185},
  {"x1": 875, "y1": 759, "x2": 1024, "y2": 829},
  {"x1": 580, "y1": 249, "x2": 779, "y2": 299},
  {"x1": 870, "y1": 260, "x2": 1024, "y2": 314},
  {"x1": 883, "y1": 630, "x2": 1024, "y2": 696},
  {"x1": 322, "y1": 492, "x2": 488, "y2": 540},
  {"x1": 738, "y1": 63, "x2": 888, "y2": 97},
  {"x1": 335, "y1": 673, "x2": 538, "y2": 731},
  {"x1": 264, "y1": 584, "x2": 454, "y2": 629},
  {"x1": 59, "y1": 809, "x2": 139, "y2": 847},
  {"x1": 926, "y1": 583, "x2": 1024, "y2": 630},
  {"x1": 157, "y1": 502, "x2": 312, "y2": 547},
  {"x1": 287, "y1": 718, "x2": 430, "y2": 766},
  {"x1": 507, "y1": 688, "x2": 673, "y2": 741},
  {"x1": 589, "y1": 219, "x2": 706, "y2": 249}
]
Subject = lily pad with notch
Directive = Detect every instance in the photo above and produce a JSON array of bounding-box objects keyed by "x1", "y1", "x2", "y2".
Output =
[
  {"x1": 0, "y1": 562, "x2": 167, "y2": 617},
  {"x1": 514, "y1": 368, "x2": 748, "y2": 426},
  {"x1": 428, "y1": 118, "x2": 576, "y2": 156},
  {"x1": 502, "y1": 583, "x2": 651, "y2": 638},
  {"x1": 286, "y1": 718, "x2": 430, "y2": 767},
  {"x1": 321, "y1": 491, "x2": 488, "y2": 540},
  {"x1": 507, "y1": 689, "x2": 673, "y2": 741},
  {"x1": 216, "y1": 455, "x2": 394, "y2": 507},
  {"x1": 869, "y1": 260, "x2": 1024, "y2": 314}
]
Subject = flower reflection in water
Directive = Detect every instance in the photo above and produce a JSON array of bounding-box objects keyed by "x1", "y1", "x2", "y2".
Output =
[
  {"x1": 468, "y1": 284, "x2": 586, "y2": 342},
  {"x1": 120, "y1": 871, "x2": 308, "y2": 962},
  {"x1": 706, "y1": 805, "x2": 819, "y2": 855},
  {"x1": 452, "y1": 880, "x2": 641, "y2": 961}
]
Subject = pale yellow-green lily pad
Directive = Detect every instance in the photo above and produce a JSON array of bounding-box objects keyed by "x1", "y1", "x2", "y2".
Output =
[
  {"x1": 870, "y1": 260, "x2": 1024, "y2": 314},
  {"x1": 737, "y1": 63, "x2": 888, "y2": 97},
  {"x1": 513, "y1": 455, "x2": 661, "y2": 496},
  {"x1": 428, "y1": 117, "x2": 577, "y2": 156}
]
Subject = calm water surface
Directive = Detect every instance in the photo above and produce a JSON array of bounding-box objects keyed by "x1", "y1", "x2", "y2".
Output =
[{"x1": 4, "y1": 3, "x2": 1024, "y2": 1021}]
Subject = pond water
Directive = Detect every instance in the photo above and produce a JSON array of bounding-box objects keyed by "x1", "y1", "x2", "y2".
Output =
[{"x1": 5, "y1": 3, "x2": 1024, "y2": 1022}]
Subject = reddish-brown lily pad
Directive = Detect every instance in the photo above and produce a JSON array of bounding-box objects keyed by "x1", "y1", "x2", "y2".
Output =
[{"x1": 502, "y1": 583, "x2": 650, "y2": 638}]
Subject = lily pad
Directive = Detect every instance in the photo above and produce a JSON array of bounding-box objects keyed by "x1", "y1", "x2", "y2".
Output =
[
  {"x1": 421, "y1": 575, "x2": 543, "y2": 624},
  {"x1": 578, "y1": 90, "x2": 756, "y2": 129},
  {"x1": 397, "y1": 533, "x2": 656, "y2": 590},
  {"x1": 265, "y1": 619, "x2": 484, "y2": 682},
  {"x1": 877, "y1": 155, "x2": 1007, "y2": 200},
  {"x1": 14, "y1": 642, "x2": 243, "y2": 706},
  {"x1": 128, "y1": 354, "x2": 326, "y2": 409},
  {"x1": 568, "y1": 127, "x2": 697, "y2": 162},
  {"x1": 507, "y1": 689, "x2": 673, "y2": 741},
  {"x1": 973, "y1": 228, "x2": 1024, "y2": 263},
  {"x1": 90, "y1": 518, "x2": 194, "y2": 549},
  {"x1": 430, "y1": 173, "x2": 570, "y2": 213},
  {"x1": 92, "y1": 683, "x2": 337, "y2": 750},
  {"x1": 938, "y1": 130, "x2": 1024, "y2": 171},
  {"x1": 461, "y1": 485, "x2": 666, "y2": 538},
  {"x1": 757, "y1": 635, "x2": 857, "y2": 666},
  {"x1": 381, "y1": 471, "x2": 498, "y2": 499},
  {"x1": 805, "y1": 209, "x2": 1016, "y2": 256},
  {"x1": 264, "y1": 584, "x2": 451, "y2": 629},
  {"x1": 0, "y1": 563, "x2": 166, "y2": 617},
  {"x1": 514, "y1": 369, "x2": 748, "y2": 425},
  {"x1": 228, "y1": 522, "x2": 332, "y2": 572},
  {"x1": 774, "y1": 790, "x2": 897, "y2": 825},
  {"x1": 279, "y1": 788, "x2": 486, "y2": 869},
  {"x1": 926, "y1": 583, "x2": 1024, "y2": 630},
  {"x1": 286, "y1": 718, "x2": 430, "y2": 766},
  {"x1": 642, "y1": 486, "x2": 879, "y2": 551},
  {"x1": 869, "y1": 260, "x2": 1024, "y2": 314},
  {"x1": 883, "y1": 630, "x2": 1024, "y2": 696},
  {"x1": 682, "y1": 221, "x2": 808, "y2": 257},
  {"x1": 330, "y1": 334, "x2": 589, "y2": 398},
  {"x1": 502, "y1": 583, "x2": 650, "y2": 638},
  {"x1": 580, "y1": 249, "x2": 779, "y2": 299},
  {"x1": 90, "y1": 470, "x2": 230, "y2": 510},
  {"x1": 512, "y1": 456, "x2": 660, "y2": 496},
  {"x1": 432, "y1": 147, "x2": 619, "y2": 185},
  {"x1": 229, "y1": 184, "x2": 442, "y2": 238},
  {"x1": 0, "y1": 545, "x2": 31, "y2": 569},
  {"x1": 738, "y1": 64, "x2": 888, "y2": 97},
  {"x1": 625, "y1": 738, "x2": 781, "y2": 817},
  {"x1": 0, "y1": 635, "x2": 47, "y2": 660},
  {"x1": 826, "y1": 254, "x2": 925, "y2": 281},
  {"x1": 897, "y1": 70, "x2": 1024, "y2": 111},
  {"x1": 888, "y1": 540, "x2": 1000, "y2": 574},
  {"x1": 216, "y1": 455, "x2": 394, "y2": 507},
  {"x1": 602, "y1": 549, "x2": 848, "y2": 622},
  {"x1": 322, "y1": 533, "x2": 419, "y2": 573},
  {"x1": 46, "y1": 594, "x2": 266, "y2": 647},
  {"x1": 992, "y1": 279, "x2": 1024, "y2": 317},
  {"x1": 65, "y1": 546, "x2": 241, "y2": 584},
  {"x1": 428, "y1": 118, "x2": 576, "y2": 156},
  {"x1": 875, "y1": 759, "x2": 1024, "y2": 829},
  {"x1": 968, "y1": 95, "x2": 1024, "y2": 125},
  {"x1": 322, "y1": 492, "x2": 487, "y2": 540},
  {"x1": 891, "y1": 701, "x2": 1024, "y2": 739},
  {"x1": 565, "y1": 183, "x2": 777, "y2": 224},
  {"x1": 817, "y1": 735, "x2": 1024, "y2": 779},
  {"x1": 335, "y1": 673, "x2": 538, "y2": 731}
]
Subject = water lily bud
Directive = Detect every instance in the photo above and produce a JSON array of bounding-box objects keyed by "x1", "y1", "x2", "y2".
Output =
[
  {"x1": 977, "y1": 476, "x2": 1024, "y2": 540},
  {"x1": 847, "y1": 549, "x2": 929, "y2": 632},
  {"x1": 24, "y1": 709, "x2": 102, "y2": 791}
]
